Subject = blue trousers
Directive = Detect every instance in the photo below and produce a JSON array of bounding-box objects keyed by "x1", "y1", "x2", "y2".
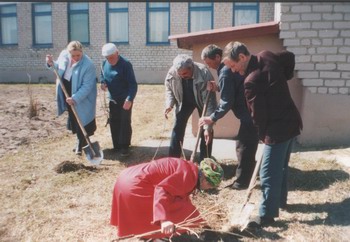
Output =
[{"x1": 259, "y1": 138, "x2": 295, "y2": 218}]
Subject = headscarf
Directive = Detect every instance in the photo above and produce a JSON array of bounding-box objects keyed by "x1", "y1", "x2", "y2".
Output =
[{"x1": 200, "y1": 158, "x2": 224, "y2": 187}]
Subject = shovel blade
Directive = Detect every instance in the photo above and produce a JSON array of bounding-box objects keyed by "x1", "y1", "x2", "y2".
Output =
[
  {"x1": 83, "y1": 142, "x2": 103, "y2": 165},
  {"x1": 239, "y1": 203, "x2": 255, "y2": 231}
]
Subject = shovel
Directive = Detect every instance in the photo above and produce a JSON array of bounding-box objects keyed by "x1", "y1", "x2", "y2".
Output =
[
  {"x1": 52, "y1": 67, "x2": 103, "y2": 165},
  {"x1": 236, "y1": 144, "x2": 265, "y2": 231},
  {"x1": 190, "y1": 90, "x2": 211, "y2": 162}
]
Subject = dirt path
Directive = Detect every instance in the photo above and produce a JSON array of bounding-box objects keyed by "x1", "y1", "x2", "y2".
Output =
[{"x1": 0, "y1": 84, "x2": 349, "y2": 242}]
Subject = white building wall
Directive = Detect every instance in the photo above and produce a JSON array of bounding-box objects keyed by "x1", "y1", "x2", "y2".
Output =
[
  {"x1": 279, "y1": 2, "x2": 350, "y2": 147},
  {"x1": 280, "y1": 2, "x2": 350, "y2": 95},
  {"x1": 0, "y1": 2, "x2": 274, "y2": 83}
]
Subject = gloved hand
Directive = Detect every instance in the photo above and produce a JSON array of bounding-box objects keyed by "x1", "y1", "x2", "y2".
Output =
[{"x1": 161, "y1": 220, "x2": 175, "y2": 234}]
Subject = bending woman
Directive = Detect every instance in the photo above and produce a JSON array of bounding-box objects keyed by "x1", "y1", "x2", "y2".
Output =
[{"x1": 111, "y1": 157, "x2": 224, "y2": 240}]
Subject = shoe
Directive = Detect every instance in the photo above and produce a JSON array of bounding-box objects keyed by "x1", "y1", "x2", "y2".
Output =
[
  {"x1": 280, "y1": 202, "x2": 288, "y2": 210},
  {"x1": 231, "y1": 182, "x2": 248, "y2": 190},
  {"x1": 72, "y1": 148, "x2": 82, "y2": 156},
  {"x1": 120, "y1": 148, "x2": 130, "y2": 157},
  {"x1": 247, "y1": 216, "x2": 275, "y2": 229}
]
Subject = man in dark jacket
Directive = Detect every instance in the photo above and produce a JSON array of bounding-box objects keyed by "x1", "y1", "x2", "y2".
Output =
[
  {"x1": 223, "y1": 41, "x2": 303, "y2": 228},
  {"x1": 199, "y1": 44, "x2": 259, "y2": 190},
  {"x1": 100, "y1": 43, "x2": 138, "y2": 156}
]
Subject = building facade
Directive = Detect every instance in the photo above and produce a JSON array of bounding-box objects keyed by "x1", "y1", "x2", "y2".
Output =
[
  {"x1": 0, "y1": 2, "x2": 274, "y2": 83},
  {"x1": 170, "y1": 2, "x2": 350, "y2": 147},
  {"x1": 1, "y1": 2, "x2": 349, "y2": 147},
  {"x1": 278, "y1": 2, "x2": 350, "y2": 146}
]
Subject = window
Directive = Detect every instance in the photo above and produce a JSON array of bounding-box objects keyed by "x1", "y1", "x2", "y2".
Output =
[
  {"x1": 0, "y1": 4, "x2": 18, "y2": 45},
  {"x1": 68, "y1": 3, "x2": 89, "y2": 44},
  {"x1": 188, "y1": 2, "x2": 213, "y2": 32},
  {"x1": 233, "y1": 2, "x2": 259, "y2": 26},
  {"x1": 32, "y1": 3, "x2": 52, "y2": 46},
  {"x1": 146, "y1": 2, "x2": 170, "y2": 45},
  {"x1": 107, "y1": 2, "x2": 128, "y2": 44}
]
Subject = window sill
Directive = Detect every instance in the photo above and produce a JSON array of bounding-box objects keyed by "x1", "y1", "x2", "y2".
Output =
[{"x1": 31, "y1": 44, "x2": 53, "y2": 49}]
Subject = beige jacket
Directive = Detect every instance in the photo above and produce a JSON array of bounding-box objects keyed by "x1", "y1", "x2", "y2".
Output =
[{"x1": 165, "y1": 62, "x2": 217, "y2": 130}]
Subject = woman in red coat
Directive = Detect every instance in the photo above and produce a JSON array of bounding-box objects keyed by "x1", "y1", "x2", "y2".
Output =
[{"x1": 110, "y1": 157, "x2": 224, "y2": 239}]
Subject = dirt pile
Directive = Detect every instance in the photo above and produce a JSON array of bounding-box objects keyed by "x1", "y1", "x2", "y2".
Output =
[{"x1": 54, "y1": 160, "x2": 98, "y2": 173}]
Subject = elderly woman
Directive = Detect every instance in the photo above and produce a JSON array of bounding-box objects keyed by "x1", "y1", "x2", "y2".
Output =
[
  {"x1": 110, "y1": 157, "x2": 224, "y2": 240},
  {"x1": 46, "y1": 41, "x2": 97, "y2": 155}
]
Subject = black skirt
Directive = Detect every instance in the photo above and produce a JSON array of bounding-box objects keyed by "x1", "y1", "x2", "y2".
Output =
[{"x1": 63, "y1": 78, "x2": 96, "y2": 136}]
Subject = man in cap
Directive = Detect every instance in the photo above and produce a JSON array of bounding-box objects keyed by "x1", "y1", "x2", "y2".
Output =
[{"x1": 100, "y1": 43, "x2": 138, "y2": 156}]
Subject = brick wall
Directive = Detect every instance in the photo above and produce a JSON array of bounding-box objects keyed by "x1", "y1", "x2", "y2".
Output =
[
  {"x1": 0, "y1": 2, "x2": 274, "y2": 83},
  {"x1": 260, "y1": 2, "x2": 275, "y2": 23},
  {"x1": 280, "y1": 2, "x2": 350, "y2": 95}
]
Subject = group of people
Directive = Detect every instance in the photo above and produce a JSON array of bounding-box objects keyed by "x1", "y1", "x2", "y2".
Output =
[
  {"x1": 163, "y1": 41, "x2": 302, "y2": 231},
  {"x1": 46, "y1": 41, "x2": 138, "y2": 157},
  {"x1": 46, "y1": 40, "x2": 302, "y2": 239}
]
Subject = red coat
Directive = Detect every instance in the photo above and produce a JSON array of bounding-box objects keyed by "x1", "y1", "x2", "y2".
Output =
[{"x1": 110, "y1": 157, "x2": 201, "y2": 238}]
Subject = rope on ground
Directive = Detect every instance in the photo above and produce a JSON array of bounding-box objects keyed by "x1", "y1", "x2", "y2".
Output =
[{"x1": 151, "y1": 117, "x2": 168, "y2": 161}]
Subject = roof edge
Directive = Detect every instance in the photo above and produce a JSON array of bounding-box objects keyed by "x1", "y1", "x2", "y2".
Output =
[{"x1": 169, "y1": 21, "x2": 280, "y2": 50}]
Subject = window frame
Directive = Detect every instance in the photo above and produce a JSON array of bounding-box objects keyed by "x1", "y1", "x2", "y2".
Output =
[
  {"x1": 233, "y1": 2, "x2": 259, "y2": 26},
  {"x1": 146, "y1": 2, "x2": 170, "y2": 46},
  {"x1": 188, "y1": 2, "x2": 214, "y2": 33},
  {"x1": 0, "y1": 3, "x2": 18, "y2": 46},
  {"x1": 32, "y1": 2, "x2": 53, "y2": 48},
  {"x1": 67, "y1": 2, "x2": 90, "y2": 45},
  {"x1": 106, "y1": 2, "x2": 129, "y2": 45}
]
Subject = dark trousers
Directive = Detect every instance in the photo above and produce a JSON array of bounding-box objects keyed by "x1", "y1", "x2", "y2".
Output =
[
  {"x1": 235, "y1": 121, "x2": 259, "y2": 186},
  {"x1": 63, "y1": 78, "x2": 96, "y2": 152},
  {"x1": 169, "y1": 104, "x2": 212, "y2": 161},
  {"x1": 109, "y1": 100, "x2": 132, "y2": 150}
]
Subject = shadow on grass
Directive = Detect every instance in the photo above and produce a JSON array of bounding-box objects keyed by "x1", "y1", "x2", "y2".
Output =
[
  {"x1": 101, "y1": 145, "x2": 237, "y2": 180},
  {"x1": 293, "y1": 143, "x2": 350, "y2": 153},
  {"x1": 286, "y1": 198, "x2": 350, "y2": 226},
  {"x1": 288, "y1": 167, "x2": 350, "y2": 191},
  {"x1": 220, "y1": 163, "x2": 237, "y2": 180},
  {"x1": 227, "y1": 197, "x2": 350, "y2": 241},
  {"x1": 168, "y1": 229, "x2": 242, "y2": 242}
]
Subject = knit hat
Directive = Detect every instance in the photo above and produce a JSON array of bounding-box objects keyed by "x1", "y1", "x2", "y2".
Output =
[
  {"x1": 200, "y1": 158, "x2": 224, "y2": 187},
  {"x1": 102, "y1": 43, "x2": 118, "y2": 57}
]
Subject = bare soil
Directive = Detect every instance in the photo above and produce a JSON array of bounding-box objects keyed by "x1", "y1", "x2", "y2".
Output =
[{"x1": 0, "y1": 84, "x2": 349, "y2": 242}]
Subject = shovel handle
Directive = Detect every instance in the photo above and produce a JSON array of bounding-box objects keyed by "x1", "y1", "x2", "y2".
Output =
[
  {"x1": 52, "y1": 67, "x2": 96, "y2": 157},
  {"x1": 240, "y1": 144, "x2": 265, "y2": 211},
  {"x1": 190, "y1": 90, "x2": 211, "y2": 162}
]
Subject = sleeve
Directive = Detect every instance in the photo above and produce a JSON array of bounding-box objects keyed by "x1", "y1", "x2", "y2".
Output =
[
  {"x1": 152, "y1": 170, "x2": 197, "y2": 224},
  {"x1": 164, "y1": 71, "x2": 176, "y2": 109},
  {"x1": 71, "y1": 60, "x2": 97, "y2": 104},
  {"x1": 201, "y1": 67, "x2": 217, "y2": 124},
  {"x1": 210, "y1": 70, "x2": 235, "y2": 122},
  {"x1": 125, "y1": 62, "x2": 138, "y2": 101},
  {"x1": 46, "y1": 50, "x2": 68, "y2": 78},
  {"x1": 99, "y1": 60, "x2": 106, "y2": 84},
  {"x1": 277, "y1": 51, "x2": 295, "y2": 81},
  {"x1": 244, "y1": 69, "x2": 268, "y2": 138}
]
